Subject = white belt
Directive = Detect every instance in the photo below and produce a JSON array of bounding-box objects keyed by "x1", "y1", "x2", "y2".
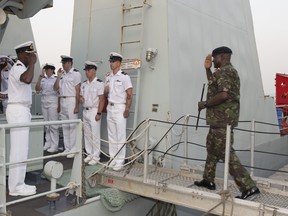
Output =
[{"x1": 8, "y1": 103, "x2": 31, "y2": 108}]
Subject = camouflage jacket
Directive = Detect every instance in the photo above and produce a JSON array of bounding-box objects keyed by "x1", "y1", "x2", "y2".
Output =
[{"x1": 206, "y1": 63, "x2": 240, "y2": 127}]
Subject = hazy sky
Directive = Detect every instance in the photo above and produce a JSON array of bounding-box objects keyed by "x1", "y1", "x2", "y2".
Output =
[
  {"x1": 30, "y1": 0, "x2": 74, "y2": 70},
  {"x1": 30, "y1": 0, "x2": 287, "y2": 96}
]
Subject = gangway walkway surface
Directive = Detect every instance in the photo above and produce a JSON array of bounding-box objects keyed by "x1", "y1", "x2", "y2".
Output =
[{"x1": 92, "y1": 163, "x2": 288, "y2": 216}]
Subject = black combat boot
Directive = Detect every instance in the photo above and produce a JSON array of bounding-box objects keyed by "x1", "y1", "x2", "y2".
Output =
[
  {"x1": 236, "y1": 186, "x2": 260, "y2": 199},
  {"x1": 194, "y1": 179, "x2": 216, "y2": 190}
]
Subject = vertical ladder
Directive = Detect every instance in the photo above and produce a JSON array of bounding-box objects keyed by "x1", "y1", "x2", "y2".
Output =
[
  {"x1": 120, "y1": 0, "x2": 152, "y2": 133},
  {"x1": 120, "y1": 0, "x2": 152, "y2": 59}
]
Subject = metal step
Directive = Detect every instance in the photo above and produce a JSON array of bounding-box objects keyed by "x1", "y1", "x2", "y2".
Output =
[
  {"x1": 120, "y1": 40, "x2": 141, "y2": 45},
  {"x1": 121, "y1": 23, "x2": 142, "y2": 28},
  {"x1": 123, "y1": 5, "x2": 143, "y2": 11}
]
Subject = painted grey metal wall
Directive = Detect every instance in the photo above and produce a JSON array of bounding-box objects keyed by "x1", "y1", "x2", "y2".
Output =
[{"x1": 70, "y1": 0, "x2": 284, "y2": 173}]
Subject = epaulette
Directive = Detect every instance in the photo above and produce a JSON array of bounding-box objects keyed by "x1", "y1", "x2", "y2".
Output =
[
  {"x1": 121, "y1": 71, "x2": 127, "y2": 75},
  {"x1": 97, "y1": 78, "x2": 103, "y2": 82},
  {"x1": 16, "y1": 63, "x2": 21, "y2": 66},
  {"x1": 73, "y1": 69, "x2": 79, "y2": 72},
  {"x1": 83, "y1": 80, "x2": 87, "y2": 83}
]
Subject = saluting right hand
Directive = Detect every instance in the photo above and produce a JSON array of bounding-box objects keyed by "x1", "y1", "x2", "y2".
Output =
[
  {"x1": 29, "y1": 53, "x2": 37, "y2": 65},
  {"x1": 57, "y1": 68, "x2": 63, "y2": 76},
  {"x1": 41, "y1": 68, "x2": 45, "y2": 77},
  {"x1": 204, "y1": 54, "x2": 212, "y2": 70}
]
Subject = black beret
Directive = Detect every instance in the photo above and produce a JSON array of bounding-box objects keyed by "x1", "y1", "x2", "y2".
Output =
[{"x1": 212, "y1": 46, "x2": 232, "y2": 57}]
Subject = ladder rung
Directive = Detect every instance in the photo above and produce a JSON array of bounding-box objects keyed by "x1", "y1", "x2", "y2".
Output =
[
  {"x1": 122, "y1": 23, "x2": 142, "y2": 28},
  {"x1": 123, "y1": 5, "x2": 143, "y2": 11},
  {"x1": 121, "y1": 40, "x2": 141, "y2": 45}
]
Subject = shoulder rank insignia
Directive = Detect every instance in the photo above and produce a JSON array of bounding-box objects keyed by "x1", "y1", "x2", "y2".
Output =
[
  {"x1": 121, "y1": 71, "x2": 127, "y2": 75},
  {"x1": 16, "y1": 63, "x2": 21, "y2": 66},
  {"x1": 73, "y1": 69, "x2": 79, "y2": 72},
  {"x1": 97, "y1": 78, "x2": 103, "y2": 82}
]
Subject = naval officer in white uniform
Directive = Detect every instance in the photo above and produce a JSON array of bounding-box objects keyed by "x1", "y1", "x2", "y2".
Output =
[
  {"x1": 80, "y1": 61, "x2": 105, "y2": 165},
  {"x1": 35, "y1": 63, "x2": 59, "y2": 153},
  {"x1": 105, "y1": 52, "x2": 133, "y2": 171},
  {"x1": 6, "y1": 41, "x2": 37, "y2": 196},
  {"x1": 53, "y1": 55, "x2": 81, "y2": 158},
  {"x1": 0, "y1": 55, "x2": 14, "y2": 113}
]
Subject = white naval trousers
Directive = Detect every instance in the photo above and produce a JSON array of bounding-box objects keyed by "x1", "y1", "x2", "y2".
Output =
[
  {"x1": 83, "y1": 108, "x2": 101, "y2": 161},
  {"x1": 42, "y1": 96, "x2": 59, "y2": 150},
  {"x1": 2, "y1": 99, "x2": 7, "y2": 113},
  {"x1": 60, "y1": 97, "x2": 78, "y2": 152},
  {"x1": 6, "y1": 104, "x2": 31, "y2": 192},
  {"x1": 107, "y1": 103, "x2": 126, "y2": 165}
]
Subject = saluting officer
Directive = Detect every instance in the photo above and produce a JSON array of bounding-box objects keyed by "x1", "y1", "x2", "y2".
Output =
[
  {"x1": 195, "y1": 46, "x2": 260, "y2": 199},
  {"x1": 35, "y1": 63, "x2": 59, "y2": 153},
  {"x1": 80, "y1": 61, "x2": 105, "y2": 165},
  {"x1": 6, "y1": 41, "x2": 37, "y2": 196},
  {"x1": 53, "y1": 55, "x2": 81, "y2": 158},
  {"x1": 0, "y1": 55, "x2": 14, "y2": 113},
  {"x1": 105, "y1": 52, "x2": 133, "y2": 171}
]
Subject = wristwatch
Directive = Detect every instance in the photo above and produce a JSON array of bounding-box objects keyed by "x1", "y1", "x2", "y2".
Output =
[{"x1": 97, "y1": 112, "x2": 102, "y2": 115}]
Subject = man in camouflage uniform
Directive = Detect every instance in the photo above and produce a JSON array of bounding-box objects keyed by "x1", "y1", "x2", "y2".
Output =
[{"x1": 194, "y1": 46, "x2": 260, "y2": 199}]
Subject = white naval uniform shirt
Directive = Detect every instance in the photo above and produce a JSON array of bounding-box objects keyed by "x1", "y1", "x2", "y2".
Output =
[
  {"x1": 59, "y1": 68, "x2": 81, "y2": 96},
  {"x1": 80, "y1": 77, "x2": 104, "y2": 108},
  {"x1": 40, "y1": 75, "x2": 58, "y2": 105},
  {"x1": 105, "y1": 70, "x2": 132, "y2": 104},
  {"x1": 8, "y1": 60, "x2": 32, "y2": 105}
]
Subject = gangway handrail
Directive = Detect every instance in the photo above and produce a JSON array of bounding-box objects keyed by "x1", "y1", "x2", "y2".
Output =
[
  {"x1": 0, "y1": 119, "x2": 81, "y2": 129},
  {"x1": 0, "y1": 118, "x2": 83, "y2": 214},
  {"x1": 0, "y1": 150, "x2": 79, "y2": 167}
]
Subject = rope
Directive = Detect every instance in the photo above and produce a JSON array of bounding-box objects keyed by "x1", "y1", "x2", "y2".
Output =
[
  {"x1": 81, "y1": 119, "x2": 150, "y2": 161},
  {"x1": 201, "y1": 189, "x2": 234, "y2": 216},
  {"x1": 146, "y1": 200, "x2": 178, "y2": 216},
  {"x1": 64, "y1": 182, "x2": 80, "y2": 197}
]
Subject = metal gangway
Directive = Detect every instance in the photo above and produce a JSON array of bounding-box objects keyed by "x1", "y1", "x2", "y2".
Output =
[
  {"x1": 0, "y1": 116, "x2": 288, "y2": 215},
  {"x1": 90, "y1": 116, "x2": 288, "y2": 216}
]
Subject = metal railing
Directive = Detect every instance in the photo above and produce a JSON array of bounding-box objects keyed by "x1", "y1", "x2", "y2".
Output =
[
  {"x1": 139, "y1": 115, "x2": 288, "y2": 189},
  {"x1": 0, "y1": 119, "x2": 83, "y2": 214}
]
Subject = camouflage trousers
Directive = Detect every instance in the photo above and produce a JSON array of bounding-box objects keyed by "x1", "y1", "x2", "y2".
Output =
[{"x1": 203, "y1": 127, "x2": 255, "y2": 192}]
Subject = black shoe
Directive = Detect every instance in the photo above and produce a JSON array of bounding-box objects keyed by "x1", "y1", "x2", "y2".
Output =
[
  {"x1": 194, "y1": 179, "x2": 216, "y2": 190},
  {"x1": 236, "y1": 186, "x2": 260, "y2": 199}
]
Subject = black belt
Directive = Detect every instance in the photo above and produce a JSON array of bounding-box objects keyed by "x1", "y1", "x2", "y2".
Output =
[
  {"x1": 85, "y1": 107, "x2": 96, "y2": 110},
  {"x1": 61, "y1": 96, "x2": 75, "y2": 98}
]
